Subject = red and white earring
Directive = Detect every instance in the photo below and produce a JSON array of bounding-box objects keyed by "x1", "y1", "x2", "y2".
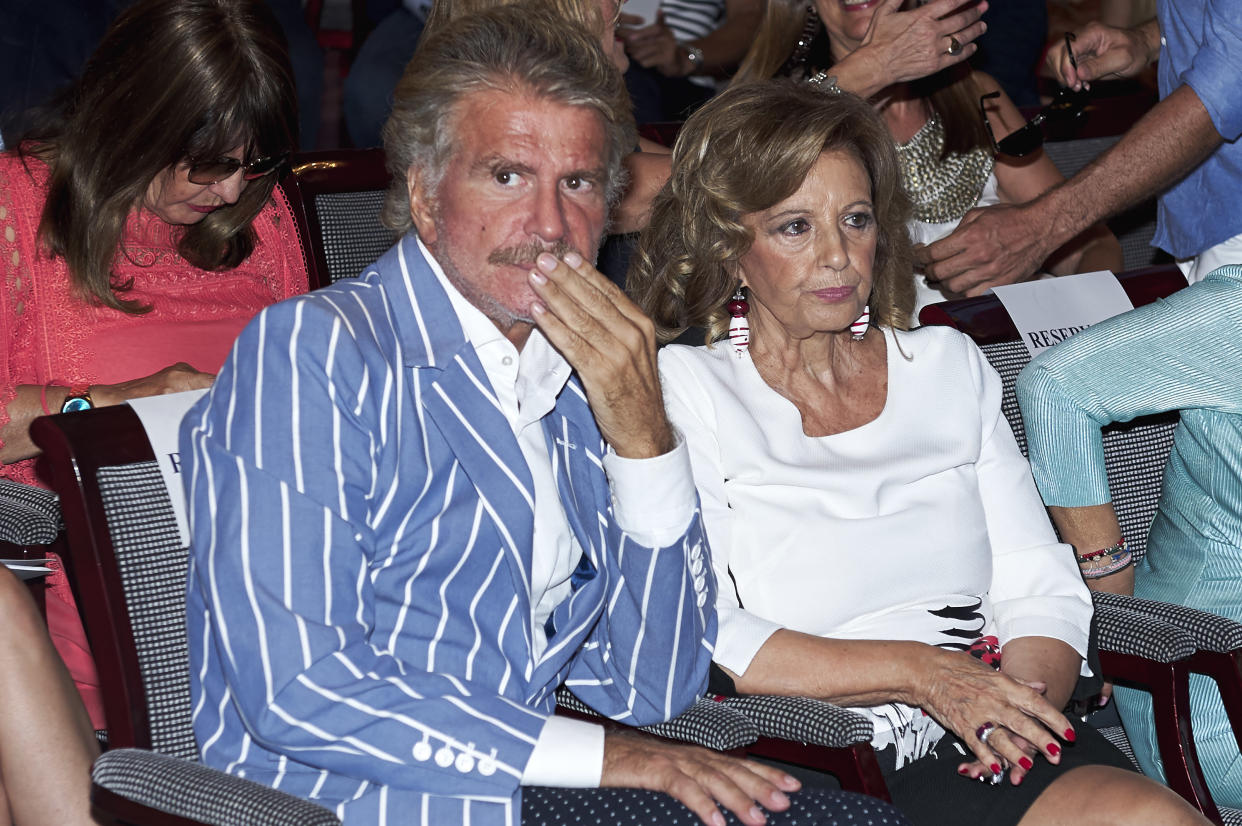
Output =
[
  {"x1": 727, "y1": 287, "x2": 750, "y2": 355},
  {"x1": 850, "y1": 305, "x2": 870, "y2": 341}
]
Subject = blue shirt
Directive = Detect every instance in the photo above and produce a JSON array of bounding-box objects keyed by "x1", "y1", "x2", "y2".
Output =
[{"x1": 1152, "y1": 0, "x2": 1242, "y2": 258}]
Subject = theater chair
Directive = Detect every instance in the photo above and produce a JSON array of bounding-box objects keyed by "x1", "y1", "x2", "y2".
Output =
[
  {"x1": 31, "y1": 405, "x2": 798, "y2": 823},
  {"x1": 920, "y1": 266, "x2": 1242, "y2": 824},
  {"x1": 281, "y1": 148, "x2": 395, "y2": 290}
]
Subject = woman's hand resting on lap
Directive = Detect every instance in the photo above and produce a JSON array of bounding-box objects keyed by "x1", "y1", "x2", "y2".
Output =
[
  {"x1": 90, "y1": 363, "x2": 215, "y2": 407},
  {"x1": 914, "y1": 648, "x2": 1073, "y2": 783}
]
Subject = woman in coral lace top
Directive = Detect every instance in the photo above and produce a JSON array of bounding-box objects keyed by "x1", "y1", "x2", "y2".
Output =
[{"x1": 0, "y1": 3, "x2": 307, "y2": 817}]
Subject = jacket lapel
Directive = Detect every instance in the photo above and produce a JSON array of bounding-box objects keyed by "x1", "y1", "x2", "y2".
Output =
[{"x1": 384, "y1": 235, "x2": 537, "y2": 604}]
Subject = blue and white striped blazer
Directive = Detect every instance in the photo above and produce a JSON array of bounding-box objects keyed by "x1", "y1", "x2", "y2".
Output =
[{"x1": 181, "y1": 235, "x2": 716, "y2": 825}]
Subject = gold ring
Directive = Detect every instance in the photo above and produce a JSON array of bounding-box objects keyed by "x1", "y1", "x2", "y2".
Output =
[{"x1": 946, "y1": 35, "x2": 963, "y2": 56}]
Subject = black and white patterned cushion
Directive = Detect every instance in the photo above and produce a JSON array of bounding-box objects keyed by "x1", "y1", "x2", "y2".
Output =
[
  {"x1": 92, "y1": 749, "x2": 341, "y2": 826},
  {"x1": 719, "y1": 695, "x2": 874, "y2": 748},
  {"x1": 1094, "y1": 591, "x2": 1242, "y2": 654},
  {"x1": 554, "y1": 688, "x2": 758, "y2": 752},
  {"x1": 315, "y1": 191, "x2": 395, "y2": 283},
  {"x1": 97, "y1": 463, "x2": 197, "y2": 759},
  {"x1": 0, "y1": 479, "x2": 61, "y2": 545},
  {"x1": 1094, "y1": 604, "x2": 1196, "y2": 663},
  {"x1": 981, "y1": 340, "x2": 1178, "y2": 564}
]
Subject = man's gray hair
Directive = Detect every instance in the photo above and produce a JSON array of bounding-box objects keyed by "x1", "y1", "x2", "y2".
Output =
[{"x1": 380, "y1": 2, "x2": 637, "y2": 234}]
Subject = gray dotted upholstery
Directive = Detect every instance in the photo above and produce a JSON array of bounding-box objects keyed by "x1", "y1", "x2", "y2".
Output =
[
  {"x1": 1044, "y1": 136, "x2": 1166, "y2": 271},
  {"x1": 554, "y1": 687, "x2": 758, "y2": 752},
  {"x1": 1094, "y1": 591, "x2": 1242, "y2": 654},
  {"x1": 93, "y1": 463, "x2": 341, "y2": 824},
  {"x1": 0, "y1": 479, "x2": 61, "y2": 545},
  {"x1": 1094, "y1": 603, "x2": 1197, "y2": 663},
  {"x1": 92, "y1": 749, "x2": 340, "y2": 826},
  {"x1": 719, "y1": 695, "x2": 874, "y2": 748},
  {"x1": 314, "y1": 190, "x2": 394, "y2": 283},
  {"x1": 97, "y1": 463, "x2": 197, "y2": 760}
]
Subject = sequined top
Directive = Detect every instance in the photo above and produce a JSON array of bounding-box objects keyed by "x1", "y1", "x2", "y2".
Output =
[
  {"x1": 894, "y1": 112, "x2": 995, "y2": 225},
  {"x1": 0, "y1": 152, "x2": 309, "y2": 486}
]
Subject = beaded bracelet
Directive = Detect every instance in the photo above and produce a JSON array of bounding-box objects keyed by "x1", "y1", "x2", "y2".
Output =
[{"x1": 1078, "y1": 539, "x2": 1132, "y2": 579}]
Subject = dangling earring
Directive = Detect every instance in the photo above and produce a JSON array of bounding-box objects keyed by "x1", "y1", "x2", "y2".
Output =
[
  {"x1": 850, "y1": 305, "x2": 870, "y2": 341},
  {"x1": 727, "y1": 287, "x2": 750, "y2": 355}
]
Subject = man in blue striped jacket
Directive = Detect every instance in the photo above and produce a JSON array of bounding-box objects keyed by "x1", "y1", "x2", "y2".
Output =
[{"x1": 178, "y1": 6, "x2": 903, "y2": 826}]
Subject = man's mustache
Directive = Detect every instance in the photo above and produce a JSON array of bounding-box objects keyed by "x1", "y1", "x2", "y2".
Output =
[{"x1": 488, "y1": 239, "x2": 574, "y2": 268}]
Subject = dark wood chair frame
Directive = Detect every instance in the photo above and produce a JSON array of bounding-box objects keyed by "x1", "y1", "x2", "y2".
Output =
[
  {"x1": 32, "y1": 405, "x2": 158, "y2": 751},
  {"x1": 921, "y1": 265, "x2": 1242, "y2": 825},
  {"x1": 280, "y1": 148, "x2": 391, "y2": 291}
]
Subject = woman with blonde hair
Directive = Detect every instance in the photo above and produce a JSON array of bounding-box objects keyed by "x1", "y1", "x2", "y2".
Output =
[
  {"x1": 732, "y1": 0, "x2": 1123, "y2": 315},
  {"x1": 630, "y1": 79, "x2": 1205, "y2": 826}
]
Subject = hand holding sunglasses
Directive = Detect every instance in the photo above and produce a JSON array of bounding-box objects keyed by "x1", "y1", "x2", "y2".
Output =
[
  {"x1": 980, "y1": 34, "x2": 1088, "y2": 158},
  {"x1": 1045, "y1": 22, "x2": 1161, "y2": 91}
]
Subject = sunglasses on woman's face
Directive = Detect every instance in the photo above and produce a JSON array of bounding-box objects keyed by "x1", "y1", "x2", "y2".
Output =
[
  {"x1": 979, "y1": 32, "x2": 1089, "y2": 158},
  {"x1": 186, "y1": 151, "x2": 289, "y2": 185}
]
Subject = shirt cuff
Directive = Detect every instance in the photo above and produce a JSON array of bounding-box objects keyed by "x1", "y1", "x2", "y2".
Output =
[
  {"x1": 713, "y1": 605, "x2": 784, "y2": 677},
  {"x1": 520, "y1": 714, "x2": 605, "y2": 787},
  {"x1": 602, "y1": 432, "x2": 697, "y2": 547}
]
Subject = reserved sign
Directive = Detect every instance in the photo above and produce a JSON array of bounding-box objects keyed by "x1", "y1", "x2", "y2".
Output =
[
  {"x1": 993, "y1": 271, "x2": 1134, "y2": 358},
  {"x1": 127, "y1": 388, "x2": 209, "y2": 547}
]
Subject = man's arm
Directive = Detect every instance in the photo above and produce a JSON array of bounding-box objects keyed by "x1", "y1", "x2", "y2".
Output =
[
  {"x1": 184, "y1": 296, "x2": 549, "y2": 797},
  {"x1": 920, "y1": 83, "x2": 1223, "y2": 295}
]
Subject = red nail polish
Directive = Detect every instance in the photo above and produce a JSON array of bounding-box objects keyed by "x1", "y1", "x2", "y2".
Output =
[
  {"x1": 1047, "y1": 743, "x2": 1061, "y2": 757},
  {"x1": 958, "y1": 766, "x2": 970, "y2": 775},
  {"x1": 990, "y1": 763, "x2": 1001, "y2": 775},
  {"x1": 1019, "y1": 757, "x2": 1033, "y2": 770},
  {"x1": 1064, "y1": 728, "x2": 1077, "y2": 742}
]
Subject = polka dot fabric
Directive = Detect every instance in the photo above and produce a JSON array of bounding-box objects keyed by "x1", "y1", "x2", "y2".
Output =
[{"x1": 521, "y1": 787, "x2": 910, "y2": 825}]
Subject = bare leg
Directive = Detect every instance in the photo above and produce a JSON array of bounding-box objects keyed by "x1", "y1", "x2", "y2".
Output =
[
  {"x1": 0, "y1": 567, "x2": 99, "y2": 826},
  {"x1": 1019, "y1": 765, "x2": 1209, "y2": 826}
]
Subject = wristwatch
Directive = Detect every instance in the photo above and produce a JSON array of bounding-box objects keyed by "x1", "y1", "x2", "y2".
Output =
[
  {"x1": 682, "y1": 44, "x2": 704, "y2": 75},
  {"x1": 60, "y1": 387, "x2": 94, "y2": 413}
]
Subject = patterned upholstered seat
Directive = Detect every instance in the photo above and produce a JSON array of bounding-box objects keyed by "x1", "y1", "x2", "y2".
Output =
[
  {"x1": 32, "y1": 406, "x2": 343, "y2": 826},
  {"x1": 280, "y1": 148, "x2": 397, "y2": 289},
  {"x1": 922, "y1": 270, "x2": 1242, "y2": 823}
]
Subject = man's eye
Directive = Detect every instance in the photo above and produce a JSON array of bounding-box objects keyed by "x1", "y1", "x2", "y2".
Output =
[
  {"x1": 564, "y1": 176, "x2": 590, "y2": 191},
  {"x1": 495, "y1": 171, "x2": 519, "y2": 186}
]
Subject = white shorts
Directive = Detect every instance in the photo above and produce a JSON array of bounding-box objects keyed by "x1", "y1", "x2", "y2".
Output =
[{"x1": 1177, "y1": 231, "x2": 1242, "y2": 284}]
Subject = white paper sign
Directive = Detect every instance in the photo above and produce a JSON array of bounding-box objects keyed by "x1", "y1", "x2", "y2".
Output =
[
  {"x1": 126, "y1": 389, "x2": 209, "y2": 547},
  {"x1": 992, "y1": 271, "x2": 1134, "y2": 358}
]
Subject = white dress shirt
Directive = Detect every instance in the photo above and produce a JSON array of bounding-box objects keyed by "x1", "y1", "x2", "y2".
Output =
[{"x1": 423, "y1": 240, "x2": 697, "y2": 787}]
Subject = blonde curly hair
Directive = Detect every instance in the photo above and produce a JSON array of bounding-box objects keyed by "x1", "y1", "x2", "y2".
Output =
[{"x1": 629, "y1": 80, "x2": 914, "y2": 345}]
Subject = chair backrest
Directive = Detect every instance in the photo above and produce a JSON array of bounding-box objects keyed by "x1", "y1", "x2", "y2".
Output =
[
  {"x1": 32, "y1": 406, "x2": 198, "y2": 759},
  {"x1": 280, "y1": 148, "x2": 396, "y2": 290},
  {"x1": 919, "y1": 265, "x2": 1188, "y2": 561}
]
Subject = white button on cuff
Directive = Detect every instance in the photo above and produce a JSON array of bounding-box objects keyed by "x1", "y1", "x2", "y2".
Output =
[
  {"x1": 696, "y1": 592, "x2": 707, "y2": 607},
  {"x1": 435, "y1": 745, "x2": 455, "y2": 767},
  {"x1": 455, "y1": 753, "x2": 475, "y2": 773},
  {"x1": 479, "y1": 751, "x2": 498, "y2": 777},
  {"x1": 693, "y1": 574, "x2": 706, "y2": 592},
  {"x1": 691, "y1": 558, "x2": 703, "y2": 576},
  {"x1": 413, "y1": 741, "x2": 432, "y2": 762}
]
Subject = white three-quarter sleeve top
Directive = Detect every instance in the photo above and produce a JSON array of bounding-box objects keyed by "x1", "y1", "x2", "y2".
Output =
[{"x1": 659, "y1": 325, "x2": 1093, "y2": 764}]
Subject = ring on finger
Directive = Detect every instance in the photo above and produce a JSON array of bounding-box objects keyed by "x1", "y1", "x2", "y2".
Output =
[
  {"x1": 975, "y1": 721, "x2": 997, "y2": 745},
  {"x1": 945, "y1": 35, "x2": 963, "y2": 56}
]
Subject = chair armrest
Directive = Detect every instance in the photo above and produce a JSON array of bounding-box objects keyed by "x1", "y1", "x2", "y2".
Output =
[
  {"x1": 91, "y1": 749, "x2": 341, "y2": 826},
  {"x1": 717, "y1": 695, "x2": 874, "y2": 749},
  {"x1": 1094, "y1": 599, "x2": 1198, "y2": 663},
  {"x1": 1093, "y1": 590, "x2": 1242, "y2": 654},
  {"x1": 0, "y1": 480, "x2": 61, "y2": 545},
  {"x1": 554, "y1": 688, "x2": 758, "y2": 751}
]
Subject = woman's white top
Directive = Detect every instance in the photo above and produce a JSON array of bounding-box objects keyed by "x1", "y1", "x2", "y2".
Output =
[
  {"x1": 908, "y1": 172, "x2": 1003, "y2": 319},
  {"x1": 658, "y1": 325, "x2": 1092, "y2": 765}
]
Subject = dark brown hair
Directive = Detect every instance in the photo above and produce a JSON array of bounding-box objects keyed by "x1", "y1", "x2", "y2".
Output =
[
  {"x1": 630, "y1": 80, "x2": 914, "y2": 345},
  {"x1": 21, "y1": 0, "x2": 297, "y2": 312}
]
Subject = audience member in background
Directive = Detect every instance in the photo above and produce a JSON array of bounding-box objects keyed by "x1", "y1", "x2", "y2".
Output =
[
  {"x1": 343, "y1": 0, "x2": 429, "y2": 148},
  {"x1": 919, "y1": 2, "x2": 1241, "y2": 294},
  {"x1": 630, "y1": 79, "x2": 1208, "y2": 826},
  {"x1": 0, "y1": 0, "x2": 306, "y2": 743},
  {"x1": 618, "y1": 0, "x2": 761, "y2": 123},
  {"x1": 734, "y1": 0, "x2": 1121, "y2": 318},
  {"x1": 0, "y1": 0, "x2": 322, "y2": 149},
  {"x1": 1018, "y1": 263, "x2": 1242, "y2": 807},
  {"x1": 181, "y1": 7, "x2": 908, "y2": 825}
]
